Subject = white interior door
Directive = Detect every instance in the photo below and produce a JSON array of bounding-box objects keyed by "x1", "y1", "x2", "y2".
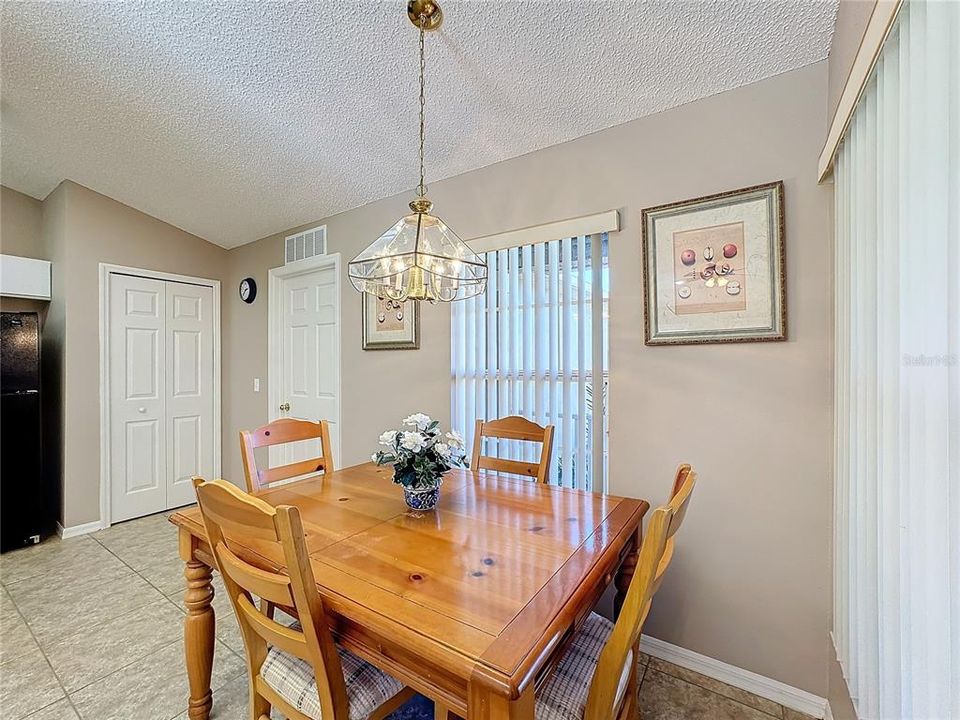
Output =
[
  {"x1": 272, "y1": 259, "x2": 340, "y2": 469},
  {"x1": 166, "y1": 283, "x2": 215, "y2": 508},
  {"x1": 110, "y1": 274, "x2": 167, "y2": 522},
  {"x1": 109, "y1": 273, "x2": 216, "y2": 522}
]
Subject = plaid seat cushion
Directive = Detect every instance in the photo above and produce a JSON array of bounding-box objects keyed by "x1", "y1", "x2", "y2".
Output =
[
  {"x1": 260, "y1": 625, "x2": 404, "y2": 720},
  {"x1": 535, "y1": 612, "x2": 634, "y2": 720}
]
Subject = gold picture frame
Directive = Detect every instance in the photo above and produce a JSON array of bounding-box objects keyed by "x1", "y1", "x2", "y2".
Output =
[
  {"x1": 642, "y1": 181, "x2": 786, "y2": 345},
  {"x1": 361, "y1": 293, "x2": 420, "y2": 350}
]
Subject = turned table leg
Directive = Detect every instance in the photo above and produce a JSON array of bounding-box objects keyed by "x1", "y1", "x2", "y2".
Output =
[
  {"x1": 180, "y1": 530, "x2": 216, "y2": 720},
  {"x1": 614, "y1": 527, "x2": 642, "y2": 620}
]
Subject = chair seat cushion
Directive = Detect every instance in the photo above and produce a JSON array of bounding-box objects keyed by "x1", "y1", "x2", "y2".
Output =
[
  {"x1": 535, "y1": 612, "x2": 634, "y2": 720},
  {"x1": 260, "y1": 634, "x2": 404, "y2": 720}
]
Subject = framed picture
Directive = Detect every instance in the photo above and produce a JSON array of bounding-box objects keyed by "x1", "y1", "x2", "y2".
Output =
[
  {"x1": 642, "y1": 181, "x2": 786, "y2": 345},
  {"x1": 362, "y1": 293, "x2": 420, "y2": 350}
]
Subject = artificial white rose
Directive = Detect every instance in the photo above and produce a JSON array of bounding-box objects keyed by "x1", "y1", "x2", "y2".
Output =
[
  {"x1": 403, "y1": 413, "x2": 432, "y2": 431},
  {"x1": 371, "y1": 452, "x2": 379, "y2": 462},
  {"x1": 379, "y1": 430, "x2": 397, "y2": 446},
  {"x1": 445, "y1": 430, "x2": 465, "y2": 449},
  {"x1": 400, "y1": 431, "x2": 426, "y2": 453},
  {"x1": 434, "y1": 442, "x2": 450, "y2": 458}
]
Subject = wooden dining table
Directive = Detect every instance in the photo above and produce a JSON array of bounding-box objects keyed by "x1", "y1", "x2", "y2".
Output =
[{"x1": 169, "y1": 462, "x2": 648, "y2": 720}]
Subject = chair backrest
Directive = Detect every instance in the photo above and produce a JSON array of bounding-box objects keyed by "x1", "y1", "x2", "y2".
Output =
[
  {"x1": 192, "y1": 477, "x2": 349, "y2": 719},
  {"x1": 470, "y1": 416, "x2": 555, "y2": 484},
  {"x1": 240, "y1": 418, "x2": 334, "y2": 492},
  {"x1": 658, "y1": 463, "x2": 693, "y2": 581},
  {"x1": 583, "y1": 466, "x2": 698, "y2": 720}
]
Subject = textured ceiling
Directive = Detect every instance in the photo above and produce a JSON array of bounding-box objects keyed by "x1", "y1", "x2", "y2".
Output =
[{"x1": 1, "y1": 1, "x2": 837, "y2": 248}]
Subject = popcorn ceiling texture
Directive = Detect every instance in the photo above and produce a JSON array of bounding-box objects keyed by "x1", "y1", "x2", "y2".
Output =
[{"x1": 0, "y1": 1, "x2": 837, "y2": 248}]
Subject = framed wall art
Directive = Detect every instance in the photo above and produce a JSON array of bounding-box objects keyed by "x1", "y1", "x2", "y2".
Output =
[
  {"x1": 641, "y1": 181, "x2": 786, "y2": 345},
  {"x1": 362, "y1": 293, "x2": 420, "y2": 350}
]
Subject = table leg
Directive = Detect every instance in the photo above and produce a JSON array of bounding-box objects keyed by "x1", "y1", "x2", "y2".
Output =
[
  {"x1": 614, "y1": 527, "x2": 642, "y2": 620},
  {"x1": 181, "y1": 531, "x2": 215, "y2": 720},
  {"x1": 467, "y1": 682, "x2": 534, "y2": 720}
]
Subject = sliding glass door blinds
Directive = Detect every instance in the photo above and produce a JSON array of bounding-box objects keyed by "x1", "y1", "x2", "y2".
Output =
[
  {"x1": 833, "y1": 2, "x2": 959, "y2": 718},
  {"x1": 451, "y1": 234, "x2": 609, "y2": 491}
]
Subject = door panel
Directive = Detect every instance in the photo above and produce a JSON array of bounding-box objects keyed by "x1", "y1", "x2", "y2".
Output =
[
  {"x1": 110, "y1": 274, "x2": 166, "y2": 522},
  {"x1": 125, "y1": 420, "x2": 161, "y2": 493},
  {"x1": 172, "y1": 330, "x2": 201, "y2": 396},
  {"x1": 171, "y1": 415, "x2": 202, "y2": 488},
  {"x1": 166, "y1": 282, "x2": 214, "y2": 508},
  {"x1": 274, "y1": 262, "x2": 340, "y2": 470}
]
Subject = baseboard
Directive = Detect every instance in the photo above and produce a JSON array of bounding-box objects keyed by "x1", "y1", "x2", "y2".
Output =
[
  {"x1": 640, "y1": 634, "x2": 829, "y2": 719},
  {"x1": 56, "y1": 519, "x2": 105, "y2": 539}
]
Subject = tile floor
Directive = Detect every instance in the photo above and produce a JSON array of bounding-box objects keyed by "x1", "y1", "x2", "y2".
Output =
[{"x1": 1, "y1": 510, "x2": 817, "y2": 720}]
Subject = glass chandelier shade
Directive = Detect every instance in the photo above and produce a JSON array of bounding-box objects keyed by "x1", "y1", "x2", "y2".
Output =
[
  {"x1": 348, "y1": 199, "x2": 486, "y2": 302},
  {"x1": 348, "y1": 1, "x2": 487, "y2": 303}
]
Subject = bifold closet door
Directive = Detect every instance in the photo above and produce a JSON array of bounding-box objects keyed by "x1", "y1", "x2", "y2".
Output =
[
  {"x1": 110, "y1": 274, "x2": 167, "y2": 522},
  {"x1": 109, "y1": 274, "x2": 214, "y2": 523},
  {"x1": 165, "y1": 282, "x2": 214, "y2": 508}
]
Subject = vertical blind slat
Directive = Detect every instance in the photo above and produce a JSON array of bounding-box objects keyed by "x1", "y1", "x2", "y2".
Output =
[{"x1": 576, "y1": 235, "x2": 588, "y2": 491}]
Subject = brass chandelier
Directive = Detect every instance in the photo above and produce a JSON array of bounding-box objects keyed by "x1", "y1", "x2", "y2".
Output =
[{"x1": 348, "y1": 0, "x2": 487, "y2": 303}]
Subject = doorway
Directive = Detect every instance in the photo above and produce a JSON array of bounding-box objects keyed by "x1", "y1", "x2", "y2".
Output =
[
  {"x1": 100, "y1": 265, "x2": 221, "y2": 525},
  {"x1": 268, "y1": 255, "x2": 341, "y2": 471}
]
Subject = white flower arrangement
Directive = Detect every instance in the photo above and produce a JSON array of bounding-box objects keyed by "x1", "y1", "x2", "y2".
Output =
[{"x1": 373, "y1": 413, "x2": 468, "y2": 489}]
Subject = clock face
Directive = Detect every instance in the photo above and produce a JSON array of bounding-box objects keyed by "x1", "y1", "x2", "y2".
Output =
[{"x1": 239, "y1": 278, "x2": 256, "y2": 303}]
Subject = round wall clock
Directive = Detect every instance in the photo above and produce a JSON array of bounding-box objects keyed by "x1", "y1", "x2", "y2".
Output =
[{"x1": 239, "y1": 277, "x2": 257, "y2": 304}]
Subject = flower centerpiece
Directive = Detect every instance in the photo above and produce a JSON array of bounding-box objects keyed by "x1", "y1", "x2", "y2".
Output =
[{"x1": 372, "y1": 413, "x2": 467, "y2": 510}]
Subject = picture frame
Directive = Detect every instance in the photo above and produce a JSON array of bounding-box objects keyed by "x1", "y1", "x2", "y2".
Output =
[
  {"x1": 361, "y1": 293, "x2": 420, "y2": 350},
  {"x1": 641, "y1": 180, "x2": 786, "y2": 345}
]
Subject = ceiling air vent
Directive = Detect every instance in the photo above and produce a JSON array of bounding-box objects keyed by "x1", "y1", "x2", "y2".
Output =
[{"x1": 285, "y1": 225, "x2": 327, "y2": 264}]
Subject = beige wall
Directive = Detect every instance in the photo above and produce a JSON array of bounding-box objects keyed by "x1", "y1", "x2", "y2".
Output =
[
  {"x1": 40, "y1": 184, "x2": 68, "y2": 525},
  {"x1": 52, "y1": 181, "x2": 228, "y2": 527},
  {"x1": 0, "y1": 185, "x2": 44, "y2": 259},
  {"x1": 828, "y1": 0, "x2": 877, "y2": 120},
  {"x1": 224, "y1": 62, "x2": 834, "y2": 694},
  {"x1": 222, "y1": 232, "x2": 281, "y2": 482}
]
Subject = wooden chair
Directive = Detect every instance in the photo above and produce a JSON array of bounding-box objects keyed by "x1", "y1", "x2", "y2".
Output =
[
  {"x1": 470, "y1": 416, "x2": 555, "y2": 484},
  {"x1": 240, "y1": 418, "x2": 334, "y2": 493},
  {"x1": 532, "y1": 466, "x2": 698, "y2": 720},
  {"x1": 192, "y1": 477, "x2": 413, "y2": 720}
]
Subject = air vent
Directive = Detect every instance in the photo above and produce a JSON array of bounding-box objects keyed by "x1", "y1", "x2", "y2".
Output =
[{"x1": 285, "y1": 225, "x2": 327, "y2": 264}]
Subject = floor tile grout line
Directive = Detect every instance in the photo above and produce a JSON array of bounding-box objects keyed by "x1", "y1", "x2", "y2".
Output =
[
  {"x1": 63, "y1": 636, "x2": 184, "y2": 697},
  {"x1": 17, "y1": 557, "x2": 185, "y2": 690},
  {"x1": 63, "y1": 634, "x2": 247, "y2": 720},
  {"x1": 4, "y1": 579, "x2": 84, "y2": 720},
  {"x1": 90, "y1": 527, "x2": 190, "y2": 600}
]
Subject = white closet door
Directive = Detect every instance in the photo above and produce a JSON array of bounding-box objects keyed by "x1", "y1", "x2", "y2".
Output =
[
  {"x1": 165, "y1": 282, "x2": 214, "y2": 508},
  {"x1": 110, "y1": 274, "x2": 167, "y2": 522},
  {"x1": 109, "y1": 274, "x2": 216, "y2": 522}
]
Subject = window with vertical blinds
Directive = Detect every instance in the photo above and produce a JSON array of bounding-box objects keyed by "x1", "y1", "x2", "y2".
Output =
[
  {"x1": 451, "y1": 234, "x2": 609, "y2": 491},
  {"x1": 833, "y1": 2, "x2": 959, "y2": 718}
]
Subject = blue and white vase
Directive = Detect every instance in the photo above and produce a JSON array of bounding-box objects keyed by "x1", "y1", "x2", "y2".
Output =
[{"x1": 403, "y1": 481, "x2": 441, "y2": 511}]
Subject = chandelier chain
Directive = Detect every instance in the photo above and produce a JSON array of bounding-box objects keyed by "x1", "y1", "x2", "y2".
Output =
[{"x1": 417, "y1": 13, "x2": 426, "y2": 198}]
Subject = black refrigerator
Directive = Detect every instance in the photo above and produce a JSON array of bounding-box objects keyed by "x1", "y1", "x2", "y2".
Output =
[{"x1": 1, "y1": 312, "x2": 46, "y2": 551}]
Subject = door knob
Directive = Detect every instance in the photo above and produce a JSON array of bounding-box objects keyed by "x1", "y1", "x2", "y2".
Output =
[
  {"x1": 279, "y1": 402, "x2": 290, "y2": 412},
  {"x1": 138, "y1": 407, "x2": 147, "y2": 414}
]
